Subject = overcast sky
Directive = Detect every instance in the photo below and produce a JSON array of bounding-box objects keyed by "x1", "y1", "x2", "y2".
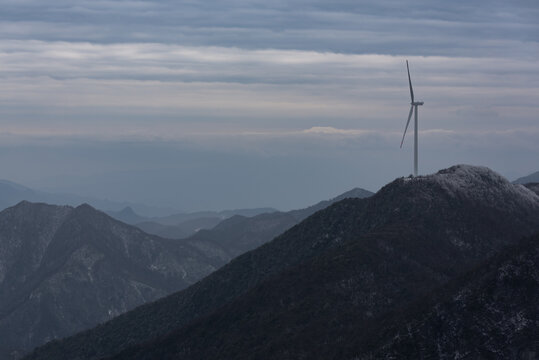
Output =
[{"x1": 0, "y1": 0, "x2": 538, "y2": 211}]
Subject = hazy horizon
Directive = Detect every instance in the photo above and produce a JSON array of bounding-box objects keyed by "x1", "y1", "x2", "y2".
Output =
[{"x1": 1, "y1": 0, "x2": 537, "y2": 211}]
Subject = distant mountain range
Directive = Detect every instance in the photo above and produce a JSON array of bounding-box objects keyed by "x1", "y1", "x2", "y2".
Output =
[
  {"x1": 104, "y1": 188, "x2": 373, "y2": 246},
  {"x1": 104, "y1": 206, "x2": 149, "y2": 224},
  {"x1": 24, "y1": 165, "x2": 539, "y2": 360},
  {"x1": 106, "y1": 206, "x2": 278, "y2": 227},
  {"x1": 0, "y1": 178, "x2": 287, "y2": 239},
  {"x1": 136, "y1": 217, "x2": 223, "y2": 239},
  {"x1": 179, "y1": 187, "x2": 374, "y2": 258},
  {"x1": 0, "y1": 180, "x2": 178, "y2": 217},
  {"x1": 107, "y1": 206, "x2": 279, "y2": 240}
]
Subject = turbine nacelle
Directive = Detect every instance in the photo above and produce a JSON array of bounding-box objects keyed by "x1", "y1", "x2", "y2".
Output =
[{"x1": 412, "y1": 101, "x2": 424, "y2": 106}]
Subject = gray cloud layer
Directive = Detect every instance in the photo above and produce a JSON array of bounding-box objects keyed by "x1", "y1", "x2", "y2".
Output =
[
  {"x1": 1, "y1": 0, "x2": 537, "y2": 56},
  {"x1": 0, "y1": 0, "x2": 537, "y2": 210}
]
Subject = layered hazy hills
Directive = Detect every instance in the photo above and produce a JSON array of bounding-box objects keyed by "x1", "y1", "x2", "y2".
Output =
[
  {"x1": 120, "y1": 188, "x2": 372, "y2": 241},
  {"x1": 121, "y1": 207, "x2": 278, "y2": 240},
  {"x1": 136, "y1": 217, "x2": 222, "y2": 239},
  {"x1": 107, "y1": 206, "x2": 277, "y2": 226},
  {"x1": 183, "y1": 212, "x2": 298, "y2": 259},
  {"x1": 153, "y1": 207, "x2": 279, "y2": 226},
  {"x1": 25, "y1": 165, "x2": 539, "y2": 360},
  {"x1": 107, "y1": 188, "x2": 374, "y2": 262},
  {"x1": 0, "y1": 202, "x2": 226, "y2": 360},
  {"x1": 181, "y1": 187, "x2": 374, "y2": 259}
]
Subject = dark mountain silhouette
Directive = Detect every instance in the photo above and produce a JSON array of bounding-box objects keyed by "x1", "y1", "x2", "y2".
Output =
[
  {"x1": 24, "y1": 165, "x2": 539, "y2": 360},
  {"x1": 0, "y1": 202, "x2": 226, "y2": 360},
  {"x1": 514, "y1": 170, "x2": 539, "y2": 184}
]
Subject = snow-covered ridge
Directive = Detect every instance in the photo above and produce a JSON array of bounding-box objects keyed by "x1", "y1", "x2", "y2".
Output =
[{"x1": 410, "y1": 165, "x2": 539, "y2": 208}]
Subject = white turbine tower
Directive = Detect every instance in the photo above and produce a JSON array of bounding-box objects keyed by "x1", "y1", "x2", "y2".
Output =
[{"x1": 400, "y1": 60, "x2": 424, "y2": 176}]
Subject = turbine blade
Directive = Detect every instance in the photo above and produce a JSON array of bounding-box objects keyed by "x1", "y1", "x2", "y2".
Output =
[
  {"x1": 407, "y1": 60, "x2": 414, "y2": 103},
  {"x1": 400, "y1": 105, "x2": 414, "y2": 148}
]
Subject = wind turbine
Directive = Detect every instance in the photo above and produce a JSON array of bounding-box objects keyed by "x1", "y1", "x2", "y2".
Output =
[{"x1": 400, "y1": 60, "x2": 424, "y2": 176}]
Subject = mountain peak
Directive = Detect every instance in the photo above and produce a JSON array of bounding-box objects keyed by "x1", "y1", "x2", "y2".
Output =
[
  {"x1": 433, "y1": 164, "x2": 506, "y2": 183},
  {"x1": 106, "y1": 206, "x2": 147, "y2": 225},
  {"x1": 72, "y1": 203, "x2": 102, "y2": 217},
  {"x1": 13, "y1": 200, "x2": 33, "y2": 207},
  {"x1": 391, "y1": 165, "x2": 539, "y2": 208},
  {"x1": 75, "y1": 202, "x2": 94, "y2": 210},
  {"x1": 429, "y1": 164, "x2": 509, "y2": 193}
]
